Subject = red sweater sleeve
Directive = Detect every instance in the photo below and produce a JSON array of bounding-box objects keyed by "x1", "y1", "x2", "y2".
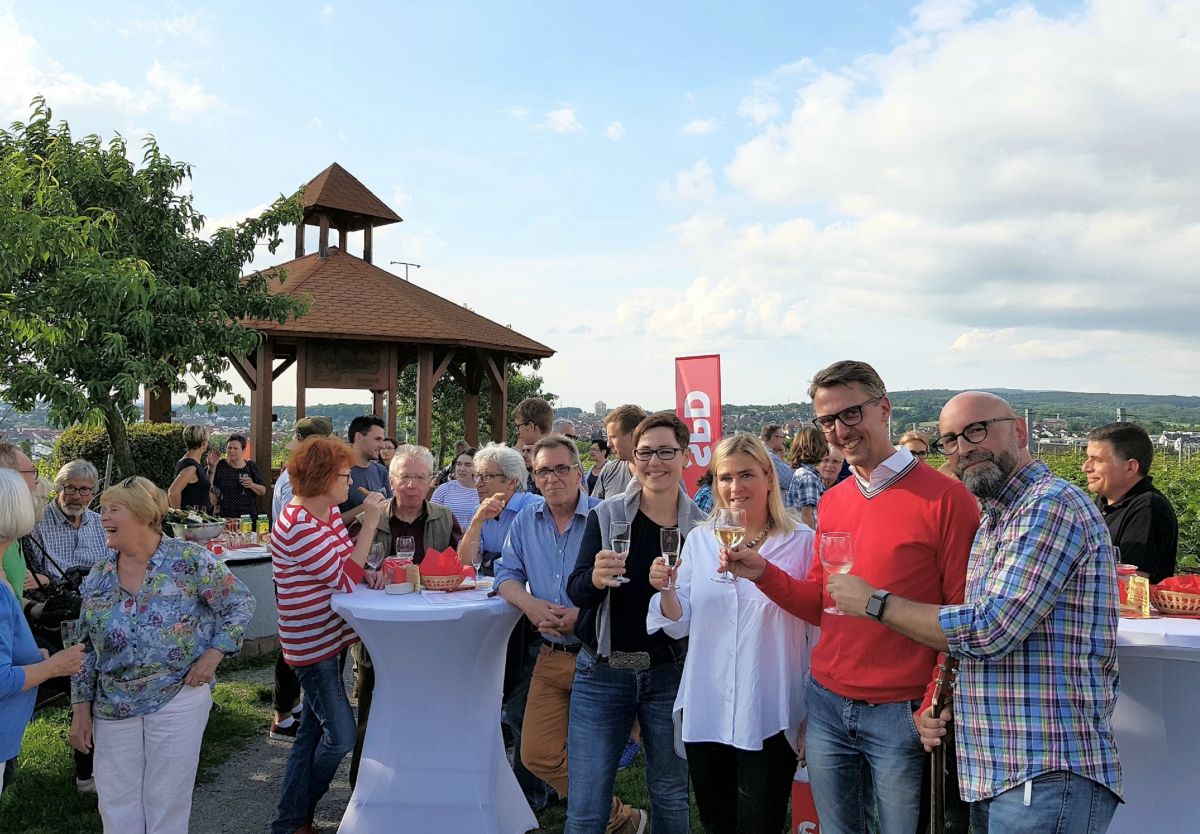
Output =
[{"x1": 756, "y1": 560, "x2": 823, "y2": 626}]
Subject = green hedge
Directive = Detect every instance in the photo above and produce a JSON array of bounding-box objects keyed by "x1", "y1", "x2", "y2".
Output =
[{"x1": 50, "y1": 423, "x2": 187, "y2": 490}]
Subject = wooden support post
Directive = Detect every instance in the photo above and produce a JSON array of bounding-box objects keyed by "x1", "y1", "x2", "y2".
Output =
[
  {"x1": 462, "y1": 358, "x2": 485, "y2": 448},
  {"x1": 372, "y1": 389, "x2": 384, "y2": 418},
  {"x1": 416, "y1": 348, "x2": 435, "y2": 448},
  {"x1": 251, "y1": 338, "x2": 275, "y2": 506},
  {"x1": 484, "y1": 354, "x2": 508, "y2": 443},
  {"x1": 386, "y1": 344, "x2": 398, "y2": 439},
  {"x1": 143, "y1": 383, "x2": 172, "y2": 423},
  {"x1": 364, "y1": 224, "x2": 374, "y2": 264},
  {"x1": 318, "y1": 214, "x2": 330, "y2": 258},
  {"x1": 295, "y1": 342, "x2": 307, "y2": 421},
  {"x1": 295, "y1": 224, "x2": 305, "y2": 259}
]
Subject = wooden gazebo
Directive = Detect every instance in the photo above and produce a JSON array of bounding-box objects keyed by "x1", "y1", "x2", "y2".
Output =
[{"x1": 229, "y1": 163, "x2": 554, "y2": 490}]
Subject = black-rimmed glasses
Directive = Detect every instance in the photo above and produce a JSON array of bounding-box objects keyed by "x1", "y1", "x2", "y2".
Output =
[
  {"x1": 61, "y1": 485, "x2": 96, "y2": 496},
  {"x1": 532, "y1": 464, "x2": 580, "y2": 481},
  {"x1": 811, "y1": 397, "x2": 882, "y2": 433},
  {"x1": 933, "y1": 417, "x2": 1017, "y2": 454},
  {"x1": 633, "y1": 448, "x2": 683, "y2": 462},
  {"x1": 472, "y1": 472, "x2": 509, "y2": 485}
]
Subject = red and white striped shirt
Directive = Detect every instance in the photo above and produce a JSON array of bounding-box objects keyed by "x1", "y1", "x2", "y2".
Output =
[{"x1": 272, "y1": 503, "x2": 364, "y2": 666}]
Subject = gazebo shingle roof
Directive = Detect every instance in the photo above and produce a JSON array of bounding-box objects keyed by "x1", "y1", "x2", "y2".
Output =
[
  {"x1": 301, "y1": 163, "x2": 402, "y2": 229},
  {"x1": 249, "y1": 248, "x2": 553, "y2": 359}
]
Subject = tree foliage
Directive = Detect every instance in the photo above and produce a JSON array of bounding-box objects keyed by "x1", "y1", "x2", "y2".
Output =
[{"x1": 0, "y1": 99, "x2": 308, "y2": 477}]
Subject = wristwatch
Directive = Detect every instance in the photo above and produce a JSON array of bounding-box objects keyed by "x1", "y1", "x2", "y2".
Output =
[{"x1": 865, "y1": 589, "x2": 891, "y2": 621}]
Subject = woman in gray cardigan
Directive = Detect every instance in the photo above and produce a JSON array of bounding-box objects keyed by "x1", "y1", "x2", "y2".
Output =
[{"x1": 565, "y1": 412, "x2": 704, "y2": 834}]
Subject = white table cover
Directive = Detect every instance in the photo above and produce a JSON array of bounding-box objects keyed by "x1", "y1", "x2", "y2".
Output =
[
  {"x1": 1110, "y1": 616, "x2": 1200, "y2": 834},
  {"x1": 330, "y1": 589, "x2": 537, "y2": 834}
]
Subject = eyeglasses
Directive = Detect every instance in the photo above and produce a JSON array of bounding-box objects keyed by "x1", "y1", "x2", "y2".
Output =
[
  {"x1": 532, "y1": 464, "x2": 579, "y2": 481},
  {"x1": 334, "y1": 472, "x2": 353, "y2": 482},
  {"x1": 933, "y1": 417, "x2": 1017, "y2": 455},
  {"x1": 472, "y1": 472, "x2": 509, "y2": 484},
  {"x1": 911, "y1": 450, "x2": 928, "y2": 459},
  {"x1": 119, "y1": 476, "x2": 157, "y2": 501},
  {"x1": 394, "y1": 475, "x2": 429, "y2": 485},
  {"x1": 811, "y1": 397, "x2": 882, "y2": 433},
  {"x1": 60, "y1": 486, "x2": 95, "y2": 496},
  {"x1": 633, "y1": 447, "x2": 683, "y2": 462}
]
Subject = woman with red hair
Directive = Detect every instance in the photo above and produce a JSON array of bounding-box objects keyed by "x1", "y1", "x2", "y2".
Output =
[{"x1": 271, "y1": 437, "x2": 387, "y2": 834}]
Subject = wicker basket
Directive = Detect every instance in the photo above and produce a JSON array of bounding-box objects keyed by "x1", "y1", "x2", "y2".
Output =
[
  {"x1": 1150, "y1": 589, "x2": 1200, "y2": 616},
  {"x1": 421, "y1": 574, "x2": 466, "y2": 591}
]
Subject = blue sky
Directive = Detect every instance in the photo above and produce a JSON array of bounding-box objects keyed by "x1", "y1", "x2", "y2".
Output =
[{"x1": 4, "y1": 1, "x2": 1198, "y2": 410}]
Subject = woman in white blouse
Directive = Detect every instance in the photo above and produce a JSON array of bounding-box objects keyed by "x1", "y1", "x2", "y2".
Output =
[{"x1": 648, "y1": 434, "x2": 816, "y2": 834}]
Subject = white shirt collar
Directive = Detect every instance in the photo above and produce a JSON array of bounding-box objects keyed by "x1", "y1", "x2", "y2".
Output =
[{"x1": 853, "y1": 447, "x2": 914, "y2": 492}]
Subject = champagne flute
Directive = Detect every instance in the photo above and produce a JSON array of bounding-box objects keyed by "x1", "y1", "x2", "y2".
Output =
[
  {"x1": 660, "y1": 527, "x2": 681, "y2": 590},
  {"x1": 610, "y1": 521, "x2": 631, "y2": 585},
  {"x1": 820, "y1": 532, "x2": 855, "y2": 615},
  {"x1": 394, "y1": 535, "x2": 416, "y2": 561},
  {"x1": 712, "y1": 507, "x2": 746, "y2": 583}
]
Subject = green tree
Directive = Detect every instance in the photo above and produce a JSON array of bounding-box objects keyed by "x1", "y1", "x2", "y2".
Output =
[{"x1": 0, "y1": 99, "x2": 308, "y2": 477}]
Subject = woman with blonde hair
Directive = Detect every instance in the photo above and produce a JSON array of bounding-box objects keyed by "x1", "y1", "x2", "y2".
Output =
[
  {"x1": 69, "y1": 476, "x2": 254, "y2": 833},
  {"x1": 897, "y1": 430, "x2": 931, "y2": 460},
  {"x1": 648, "y1": 434, "x2": 817, "y2": 834}
]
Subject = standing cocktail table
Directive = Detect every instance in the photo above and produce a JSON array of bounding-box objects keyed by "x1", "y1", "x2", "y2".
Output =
[{"x1": 331, "y1": 589, "x2": 537, "y2": 834}]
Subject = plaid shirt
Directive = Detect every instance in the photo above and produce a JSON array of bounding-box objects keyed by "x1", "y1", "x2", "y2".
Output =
[
  {"x1": 784, "y1": 464, "x2": 825, "y2": 512},
  {"x1": 939, "y1": 460, "x2": 1122, "y2": 802},
  {"x1": 28, "y1": 501, "x2": 109, "y2": 577}
]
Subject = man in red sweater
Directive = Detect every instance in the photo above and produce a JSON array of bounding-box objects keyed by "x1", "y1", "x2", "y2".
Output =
[{"x1": 725, "y1": 360, "x2": 978, "y2": 834}]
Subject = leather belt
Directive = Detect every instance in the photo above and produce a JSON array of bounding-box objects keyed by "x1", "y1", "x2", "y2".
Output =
[
  {"x1": 588, "y1": 643, "x2": 686, "y2": 671},
  {"x1": 541, "y1": 640, "x2": 582, "y2": 654}
]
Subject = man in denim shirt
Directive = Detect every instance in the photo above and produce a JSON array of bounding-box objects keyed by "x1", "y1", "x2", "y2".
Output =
[{"x1": 495, "y1": 435, "x2": 645, "y2": 834}]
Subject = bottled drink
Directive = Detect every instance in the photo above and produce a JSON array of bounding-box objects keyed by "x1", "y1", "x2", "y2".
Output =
[{"x1": 239, "y1": 514, "x2": 252, "y2": 534}]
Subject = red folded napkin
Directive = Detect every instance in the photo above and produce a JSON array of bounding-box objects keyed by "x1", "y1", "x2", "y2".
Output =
[
  {"x1": 421, "y1": 546, "x2": 462, "y2": 576},
  {"x1": 1154, "y1": 575, "x2": 1200, "y2": 593}
]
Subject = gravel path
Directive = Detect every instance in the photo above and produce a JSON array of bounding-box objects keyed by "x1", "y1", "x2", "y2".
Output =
[{"x1": 189, "y1": 663, "x2": 354, "y2": 834}]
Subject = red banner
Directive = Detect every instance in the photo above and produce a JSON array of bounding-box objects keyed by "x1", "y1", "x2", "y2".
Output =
[{"x1": 675, "y1": 355, "x2": 722, "y2": 497}]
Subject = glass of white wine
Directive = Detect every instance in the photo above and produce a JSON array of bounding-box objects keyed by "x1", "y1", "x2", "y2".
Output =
[
  {"x1": 712, "y1": 507, "x2": 746, "y2": 583},
  {"x1": 60, "y1": 618, "x2": 82, "y2": 648},
  {"x1": 660, "y1": 527, "x2": 681, "y2": 590},
  {"x1": 610, "y1": 520, "x2": 631, "y2": 585},
  {"x1": 820, "y1": 532, "x2": 855, "y2": 615}
]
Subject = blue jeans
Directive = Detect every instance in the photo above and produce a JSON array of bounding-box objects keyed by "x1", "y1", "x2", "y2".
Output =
[
  {"x1": 272, "y1": 655, "x2": 358, "y2": 834},
  {"x1": 970, "y1": 771, "x2": 1118, "y2": 834},
  {"x1": 565, "y1": 648, "x2": 689, "y2": 834},
  {"x1": 805, "y1": 676, "x2": 925, "y2": 834}
]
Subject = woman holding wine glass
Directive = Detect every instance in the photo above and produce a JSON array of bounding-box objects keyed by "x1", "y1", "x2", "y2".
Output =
[
  {"x1": 565, "y1": 412, "x2": 706, "y2": 834},
  {"x1": 648, "y1": 434, "x2": 817, "y2": 834}
]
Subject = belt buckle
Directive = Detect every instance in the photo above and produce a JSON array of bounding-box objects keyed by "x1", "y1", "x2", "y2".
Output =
[{"x1": 608, "y1": 651, "x2": 650, "y2": 672}]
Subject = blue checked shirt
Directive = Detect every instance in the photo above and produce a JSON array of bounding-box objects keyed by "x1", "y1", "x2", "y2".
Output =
[
  {"x1": 493, "y1": 491, "x2": 598, "y2": 646},
  {"x1": 28, "y1": 502, "x2": 109, "y2": 577},
  {"x1": 784, "y1": 464, "x2": 825, "y2": 515},
  {"x1": 939, "y1": 460, "x2": 1122, "y2": 802},
  {"x1": 770, "y1": 452, "x2": 794, "y2": 491}
]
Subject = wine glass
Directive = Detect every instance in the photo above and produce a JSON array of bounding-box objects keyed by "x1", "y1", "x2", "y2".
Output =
[
  {"x1": 367, "y1": 539, "x2": 387, "y2": 570},
  {"x1": 820, "y1": 532, "x2": 855, "y2": 615},
  {"x1": 60, "y1": 619, "x2": 82, "y2": 648},
  {"x1": 712, "y1": 507, "x2": 746, "y2": 583},
  {"x1": 660, "y1": 527, "x2": 681, "y2": 590},
  {"x1": 610, "y1": 521, "x2": 631, "y2": 585},
  {"x1": 394, "y1": 536, "x2": 416, "y2": 561}
]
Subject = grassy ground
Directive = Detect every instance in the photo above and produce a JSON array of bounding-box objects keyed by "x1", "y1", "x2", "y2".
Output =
[{"x1": 0, "y1": 656, "x2": 273, "y2": 834}]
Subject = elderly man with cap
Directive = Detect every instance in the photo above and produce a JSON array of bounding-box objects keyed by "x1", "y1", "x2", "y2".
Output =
[{"x1": 268, "y1": 416, "x2": 334, "y2": 742}]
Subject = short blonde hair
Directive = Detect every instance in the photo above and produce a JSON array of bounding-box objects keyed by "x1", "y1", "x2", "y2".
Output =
[
  {"x1": 0, "y1": 469, "x2": 35, "y2": 541},
  {"x1": 710, "y1": 435, "x2": 797, "y2": 535},
  {"x1": 182, "y1": 425, "x2": 210, "y2": 451},
  {"x1": 898, "y1": 430, "x2": 931, "y2": 452},
  {"x1": 100, "y1": 476, "x2": 169, "y2": 528}
]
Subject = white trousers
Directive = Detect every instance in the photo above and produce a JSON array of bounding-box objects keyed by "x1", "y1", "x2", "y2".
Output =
[{"x1": 94, "y1": 683, "x2": 212, "y2": 834}]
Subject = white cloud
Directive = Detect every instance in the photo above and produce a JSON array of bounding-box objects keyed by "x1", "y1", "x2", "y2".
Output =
[
  {"x1": 540, "y1": 105, "x2": 583, "y2": 134},
  {"x1": 117, "y1": 11, "x2": 207, "y2": 44},
  {"x1": 321, "y1": 4, "x2": 335, "y2": 18},
  {"x1": 662, "y1": 160, "x2": 716, "y2": 203},
  {"x1": 391, "y1": 186, "x2": 413, "y2": 208},
  {"x1": 910, "y1": 0, "x2": 975, "y2": 33},
  {"x1": 682, "y1": 117, "x2": 721, "y2": 135},
  {"x1": 605, "y1": 121, "x2": 625, "y2": 141},
  {"x1": 736, "y1": 96, "x2": 779, "y2": 125},
  {"x1": 504, "y1": 105, "x2": 530, "y2": 120},
  {"x1": 306, "y1": 116, "x2": 324, "y2": 129},
  {"x1": 146, "y1": 61, "x2": 222, "y2": 121}
]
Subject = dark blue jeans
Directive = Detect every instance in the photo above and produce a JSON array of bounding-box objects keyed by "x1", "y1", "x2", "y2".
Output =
[
  {"x1": 271, "y1": 655, "x2": 357, "y2": 834},
  {"x1": 565, "y1": 648, "x2": 689, "y2": 834}
]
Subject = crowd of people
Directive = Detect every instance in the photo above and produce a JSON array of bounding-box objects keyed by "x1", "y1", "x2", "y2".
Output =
[{"x1": 0, "y1": 356, "x2": 1185, "y2": 834}]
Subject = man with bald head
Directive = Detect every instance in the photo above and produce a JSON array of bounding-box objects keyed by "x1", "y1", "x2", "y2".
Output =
[{"x1": 828, "y1": 391, "x2": 1123, "y2": 833}]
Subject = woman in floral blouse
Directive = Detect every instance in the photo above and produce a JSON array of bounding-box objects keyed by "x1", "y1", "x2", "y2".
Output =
[{"x1": 68, "y1": 476, "x2": 254, "y2": 834}]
